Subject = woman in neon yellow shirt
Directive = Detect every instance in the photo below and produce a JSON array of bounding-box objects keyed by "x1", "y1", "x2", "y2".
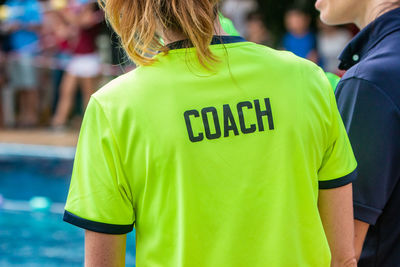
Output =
[{"x1": 64, "y1": 0, "x2": 357, "y2": 266}]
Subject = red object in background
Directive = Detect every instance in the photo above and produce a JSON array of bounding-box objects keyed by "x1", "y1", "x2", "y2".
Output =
[
  {"x1": 73, "y1": 25, "x2": 100, "y2": 54},
  {"x1": 336, "y1": 69, "x2": 346, "y2": 77},
  {"x1": 346, "y1": 24, "x2": 360, "y2": 36}
]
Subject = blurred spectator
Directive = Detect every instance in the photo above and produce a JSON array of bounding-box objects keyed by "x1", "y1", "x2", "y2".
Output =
[
  {"x1": 245, "y1": 11, "x2": 273, "y2": 46},
  {"x1": 0, "y1": 52, "x2": 3, "y2": 128},
  {"x1": 0, "y1": 0, "x2": 360, "y2": 130},
  {"x1": 283, "y1": 7, "x2": 318, "y2": 63},
  {"x1": 219, "y1": 13, "x2": 240, "y2": 36},
  {"x1": 41, "y1": 5, "x2": 73, "y2": 119},
  {"x1": 221, "y1": 0, "x2": 257, "y2": 36},
  {"x1": 317, "y1": 20, "x2": 352, "y2": 75},
  {"x1": 0, "y1": 96, "x2": 2, "y2": 128},
  {"x1": 3, "y1": 0, "x2": 42, "y2": 127},
  {"x1": 0, "y1": 31, "x2": 8, "y2": 128},
  {"x1": 51, "y1": 1, "x2": 102, "y2": 129},
  {"x1": 33, "y1": 7, "x2": 67, "y2": 125}
]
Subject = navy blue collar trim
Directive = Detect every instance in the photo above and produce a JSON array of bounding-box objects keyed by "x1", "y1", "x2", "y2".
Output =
[
  {"x1": 167, "y1": 35, "x2": 247, "y2": 50},
  {"x1": 63, "y1": 210, "x2": 134, "y2": 234},
  {"x1": 339, "y1": 7, "x2": 400, "y2": 70}
]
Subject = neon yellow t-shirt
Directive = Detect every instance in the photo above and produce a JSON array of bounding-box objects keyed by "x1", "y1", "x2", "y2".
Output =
[
  {"x1": 325, "y1": 72, "x2": 341, "y2": 92},
  {"x1": 64, "y1": 37, "x2": 357, "y2": 267},
  {"x1": 219, "y1": 13, "x2": 240, "y2": 36}
]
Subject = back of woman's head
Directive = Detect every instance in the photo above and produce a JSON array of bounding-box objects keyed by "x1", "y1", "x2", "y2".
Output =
[{"x1": 99, "y1": 0, "x2": 220, "y2": 68}]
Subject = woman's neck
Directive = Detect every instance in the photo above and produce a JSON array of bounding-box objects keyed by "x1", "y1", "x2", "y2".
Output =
[
  {"x1": 162, "y1": 19, "x2": 229, "y2": 46},
  {"x1": 355, "y1": 0, "x2": 399, "y2": 29}
]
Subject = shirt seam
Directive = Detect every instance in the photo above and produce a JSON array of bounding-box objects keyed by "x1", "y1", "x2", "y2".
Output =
[
  {"x1": 91, "y1": 97, "x2": 136, "y2": 211},
  {"x1": 299, "y1": 63, "x2": 336, "y2": 179},
  {"x1": 338, "y1": 77, "x2": 400, "y2": 114}
]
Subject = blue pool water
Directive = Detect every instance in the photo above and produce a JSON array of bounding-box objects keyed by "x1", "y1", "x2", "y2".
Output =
[{"x1": 0, "y1": 153, "x2": 136, "y2": 266}]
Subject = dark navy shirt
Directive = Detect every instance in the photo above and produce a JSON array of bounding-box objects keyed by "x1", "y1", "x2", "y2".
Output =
[{"x1": 336, "y1": 8, "x2": 400, "y2": 267}]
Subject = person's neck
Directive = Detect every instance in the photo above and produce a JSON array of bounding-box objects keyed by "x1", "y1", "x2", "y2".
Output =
[
  {"x1": 355, "y1": 1, "x2": 399, "y2": 29},
  {"x1": 162, "y1": 21, "x2": 229, "y2": 46}
]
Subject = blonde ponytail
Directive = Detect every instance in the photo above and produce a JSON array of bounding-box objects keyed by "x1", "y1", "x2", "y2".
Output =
[{"x1": 99, "y1": 0, "x2": 220, "y2": 68}]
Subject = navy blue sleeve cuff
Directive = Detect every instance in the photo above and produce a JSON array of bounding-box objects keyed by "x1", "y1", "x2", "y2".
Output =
[
  {"x1": 63, "y1": 210, "x2": 134, "y2": 235},
  {"x1": 319, "y1": 170, "x2": 357, "y2": 189},
  {"x1": 353, "y1": 202, "x2": 382, "y2": 226}
]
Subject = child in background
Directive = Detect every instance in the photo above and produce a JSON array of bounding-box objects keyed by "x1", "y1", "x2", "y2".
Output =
[
  {"x1": 220, "y1": 0, "x2": 257, "y2": 36},
  {"x1": 41, "y1": 3, "x2": 73, "y2": 121},
  {"x1": 51, "y1": 0, "x2": 103, "y2": 129},
  {"x1": 317, "y1": 19, "x2": 352, "y2": 75},
  {"x1": 245, "y1": 11, "x2": 273, "y2": 46},
  {"x1": 283, "y1": 7, "x2": 318, "y2": 63}
]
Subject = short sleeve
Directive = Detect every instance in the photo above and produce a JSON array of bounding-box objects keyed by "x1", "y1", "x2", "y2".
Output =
[
  {"x1": 317, "y1": 74, "x2": 358, "y2": 189},
  {"x1": 336, "y1": 78, "x2": 400, "y2": 225},
  {"x1": 64, "y1": 97, "x2": 134, "y2": 234}
]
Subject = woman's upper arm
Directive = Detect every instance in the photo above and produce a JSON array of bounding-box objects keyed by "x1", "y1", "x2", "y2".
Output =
[
  {"x1": 85, "y1": 230, "x2": 127, "y2": 267},
  {"x1": 318, "y1": 184, "x2": 357, "y2": 267}
]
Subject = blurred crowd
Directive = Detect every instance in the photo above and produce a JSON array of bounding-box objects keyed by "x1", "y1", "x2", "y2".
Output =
[
  {"x1": 0, "y1": 0, "x2": 127, "y2": 130},
  {"x1": 223, "y1": 0, "x2": 357, "y2": 74},
  {"x1": 0, "y1": 0, "x2": 357, "y2": 130}
]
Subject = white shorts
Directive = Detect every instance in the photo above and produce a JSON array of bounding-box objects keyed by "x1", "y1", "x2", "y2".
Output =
[{"x1": 66, "y1": 53, "x2": 101, "y2": 78}]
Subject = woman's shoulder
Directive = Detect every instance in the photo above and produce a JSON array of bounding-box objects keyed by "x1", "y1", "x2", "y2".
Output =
[
  {"x1": 89, "y1": 67, "x2": 151, "y2": 112},
  {"x1": 93, "y1": 69, "x2": 137, "y2": 96},
  {"x1": 340, "y1": 33, "x2": 400, "y2": 108},
  {"x1": 245, "y1": 43, "x2": 334, "y2": 101},
  {"x1": 247, "y1": 42, "x2": 320, "y2": 70},
  {"x1": 93, "y1": 64, "x2": 160, "y2": 100}
]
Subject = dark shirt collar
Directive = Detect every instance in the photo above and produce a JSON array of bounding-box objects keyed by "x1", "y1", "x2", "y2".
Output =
[
  {"x1": 167, "y1": 35, "x2": 247, "y2": 50},
  {"x1": 339, "y1": 7, "x2": 400, "y2": 70}
]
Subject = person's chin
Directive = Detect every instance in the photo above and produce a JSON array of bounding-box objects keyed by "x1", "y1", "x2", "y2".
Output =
[
  {"x1": 319, "y1": 12, "x2": 342, "y2": 26},
  {"x1": 315, "y1": 2, "x2": 337, "y2": 26},
  {"x1": 318, "y1": 14, "x2": 334, "y2": 25},
  {"x1": 315, "y1": 0, "x2": 324, "y2": 11}
]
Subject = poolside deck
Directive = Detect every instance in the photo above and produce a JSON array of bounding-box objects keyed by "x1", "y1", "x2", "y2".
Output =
[{"x1": 0, "y1": 129, "x2": 79, "y2": 147}]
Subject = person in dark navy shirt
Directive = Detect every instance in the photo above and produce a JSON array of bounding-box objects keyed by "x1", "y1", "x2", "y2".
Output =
[{"x1": 316, "y1": 0, "x2": 400, "y2": 266}]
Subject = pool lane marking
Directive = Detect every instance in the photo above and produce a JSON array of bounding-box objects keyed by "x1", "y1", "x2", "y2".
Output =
[
  {"x1": 0, "y1": 143, "x2": 76, "y2": 160},
  {"x1": 0, "y1": 198, "x2": 65, "y2": 214}
]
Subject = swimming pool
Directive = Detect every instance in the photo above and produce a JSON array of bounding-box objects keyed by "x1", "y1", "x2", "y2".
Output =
[{"x1": 0, "y1": 144, "x2": 136, "y2": 266}]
